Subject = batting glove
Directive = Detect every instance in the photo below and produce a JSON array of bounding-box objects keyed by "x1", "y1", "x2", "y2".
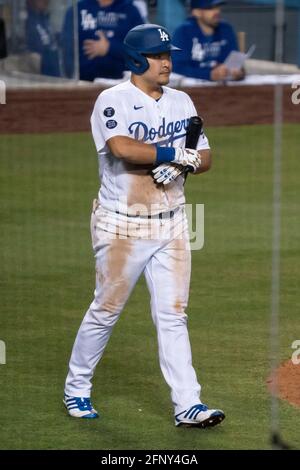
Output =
[
  {"x1": 172, "y1": 148, "x2": 201, "y2": 173},
  {"x1": 152, "y1": 163, "x2": 184, "y2": 185}
]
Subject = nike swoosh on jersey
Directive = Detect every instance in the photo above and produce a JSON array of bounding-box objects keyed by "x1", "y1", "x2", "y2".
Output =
[{"x1": 134, "y1": 105, "x2": 144, "y2": 110}]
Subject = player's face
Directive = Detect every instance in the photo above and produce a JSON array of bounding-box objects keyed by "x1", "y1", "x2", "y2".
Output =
[
  {"x1": 195, "y1": 7, "x2": 221, "y2": 28},
  {"x1": 143, "y1": 52, "x2": 172, "y2": 86},
  {"x1": 29, "y1": 0, "x2": 49, "y2": 12},
  {"x1": 98, "y1": 0, "x2": 114, "y2": 7}
]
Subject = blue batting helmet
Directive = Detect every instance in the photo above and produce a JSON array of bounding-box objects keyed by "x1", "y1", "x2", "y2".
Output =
[{"x1": 123, "y1": 24, "x2": 180, "y2": 75}]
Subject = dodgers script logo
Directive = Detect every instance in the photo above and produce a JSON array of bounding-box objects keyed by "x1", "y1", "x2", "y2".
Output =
[
  {"x1": 128, "y1": 118, "x2": 189, "y2": 145},
  {"x1": 80, "y1": 9, "x2": 123, "y2": 30},
  {"x1": 191, "y1": 38, "x2": 228, "y2": 62}
]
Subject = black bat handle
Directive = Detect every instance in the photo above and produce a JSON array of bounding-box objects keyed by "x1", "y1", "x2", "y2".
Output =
[
  {"x1": 183, "y1": 116, "x2": 203, "y2": 184},
  {"x1": 185, "y1": 116, "x2": 203, "y2": 149}
]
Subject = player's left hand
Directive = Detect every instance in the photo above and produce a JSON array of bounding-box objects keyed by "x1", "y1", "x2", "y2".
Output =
[
  {"x1": 152, "y1": 163, "x2": 186, "y2": 185},
  {"x1": 83, "y1": 31, "x2": 110, "y2": 59}
]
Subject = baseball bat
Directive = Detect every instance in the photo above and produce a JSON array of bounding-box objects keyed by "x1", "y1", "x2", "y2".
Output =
[
  {"x1": 184, "y1": 116, "x2": 203, "y2": 182},
  {"x1": 185, "y1": 115, "x2": 203, "y2": 149}
]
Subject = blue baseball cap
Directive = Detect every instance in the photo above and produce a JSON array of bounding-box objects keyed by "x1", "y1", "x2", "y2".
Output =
[{"x1": 191, "y1": 0, "x2": 226, "y2": 9}]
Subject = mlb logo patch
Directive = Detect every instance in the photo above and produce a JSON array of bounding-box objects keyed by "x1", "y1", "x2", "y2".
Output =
[
  {"x1": 106, "y1": 120, "x2": 118, "y2": 129},
  {"x1": 104, "y1": 107, "x2": 115, "y2": 118}
]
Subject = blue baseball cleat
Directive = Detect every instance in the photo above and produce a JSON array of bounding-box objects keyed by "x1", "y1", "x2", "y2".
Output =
[
  {"x1": 63, "y1": 394, "x2": 99, "y2": 419},
  {"x1": 175, "y1": 403, "x2": 225, "y2": 428}
]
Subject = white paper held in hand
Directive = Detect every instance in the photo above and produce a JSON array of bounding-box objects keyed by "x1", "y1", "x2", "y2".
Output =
[{"x1": 224, "y1": 44, "x2": 256, "y2": 71}]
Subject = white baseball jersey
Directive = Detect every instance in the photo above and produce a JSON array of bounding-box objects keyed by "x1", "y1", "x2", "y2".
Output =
[{"x1": 91, "y1": 80, "x2": 210, "y2": 216}]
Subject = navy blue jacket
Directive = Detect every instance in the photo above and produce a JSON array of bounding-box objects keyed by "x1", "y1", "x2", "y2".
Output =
[
  {"x1": 25, "y1": 7, "x2": 60, "y2": 77},
  {"x1": 172, "y1": 17, "x2": 239, "y2": 80},
  {"x1": 62, "y1": 0, "x2": 144, "y2": 81}
]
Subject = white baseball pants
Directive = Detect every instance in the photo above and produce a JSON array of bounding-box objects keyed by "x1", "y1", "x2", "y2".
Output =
[{"x1": 65, "y1": 205, "x2": 201, "y2": 415}]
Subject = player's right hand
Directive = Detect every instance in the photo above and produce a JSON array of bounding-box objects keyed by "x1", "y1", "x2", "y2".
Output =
[
  {"x1": 152, "y1": 163, "x2": 184, "y2": 185},
  {"x1": 172, "y1": 148, "x2": 201, "y2": 173}
]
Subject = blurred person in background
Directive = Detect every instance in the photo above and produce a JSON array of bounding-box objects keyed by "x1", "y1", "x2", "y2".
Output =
[
  {"x1": 25, "y1": 0, "x2": 61, "y2": 76},
  {"x1": 156, "y1": 0, "x2": 186, "y2": 34},
  {"x1": 172, "y1": 0, "x2": 245, "y2": 81},
  {"x1": 62, "y1": 0, "x2": 144, "y2": 81},
  {"x1": 133, "y1": 0, "x2": 148, "y2": 22}
]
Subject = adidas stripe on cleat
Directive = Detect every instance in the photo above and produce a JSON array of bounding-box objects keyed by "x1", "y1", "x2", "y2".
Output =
[
  {"x1": 175, "y1": 404, "x2": 225, "y2": 428},
  {"x1": 63, "y1": 394, "x2": 99, "y2": 419}
]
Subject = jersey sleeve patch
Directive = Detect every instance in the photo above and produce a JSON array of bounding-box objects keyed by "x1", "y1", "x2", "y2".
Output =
[
  {"x1": 104, "y1": 107, "x2": 115, "y2": 118},
  {"x1": 106, "y1": 119, "x2": 118, "y2": 129}
]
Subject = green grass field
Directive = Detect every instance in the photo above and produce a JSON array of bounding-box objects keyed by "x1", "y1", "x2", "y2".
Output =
[{"x1": 0, "y1": 124, "x2": 299, "y2": 450}]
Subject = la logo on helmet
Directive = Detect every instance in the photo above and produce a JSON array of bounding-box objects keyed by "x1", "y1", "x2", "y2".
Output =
[{"x1": 158, "y1": 28, "x2": 169, "y2": 42}]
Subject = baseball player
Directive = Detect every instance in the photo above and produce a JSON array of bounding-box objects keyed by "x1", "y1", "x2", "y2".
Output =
[
  {"x1": 25, "y1": 0, "x2": 60, "y2": 77},
  {"x1": 62, "y1": 0, "x2": 144, "y2": 81},
  {"x1": 172, "y1": 0, "x2": 245, "y2": 82},
  {"x1": 64, "y1": 23, "x2": 225, "y2": 428}
]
